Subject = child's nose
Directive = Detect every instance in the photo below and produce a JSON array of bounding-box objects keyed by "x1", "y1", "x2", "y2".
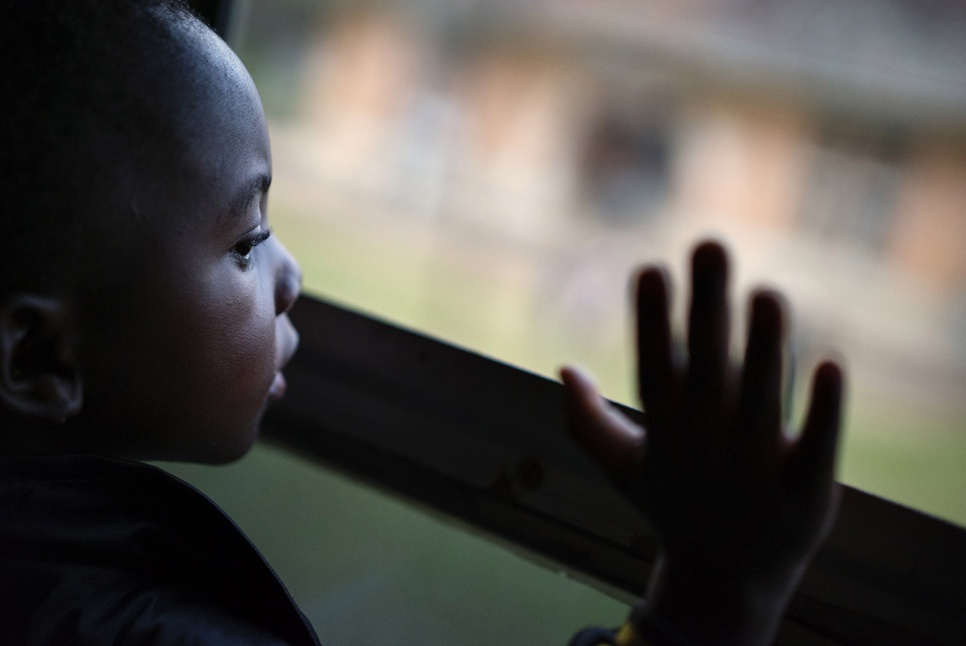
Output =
[{"x1": 274, "y1": 242, "x2": 302, "y2": 316}]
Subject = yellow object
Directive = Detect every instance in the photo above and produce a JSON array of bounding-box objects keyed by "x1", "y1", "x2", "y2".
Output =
[{"x1": 614, "y1": 621, "x2": 650, "y2": 646}]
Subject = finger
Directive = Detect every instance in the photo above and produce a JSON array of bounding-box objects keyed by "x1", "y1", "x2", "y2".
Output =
[
  {"x1": 636, "y1": 266, "x2": 674, "y2": 428},
  {"x1": 561, "y1": 365, "x2": 645, "y2": 480},
  {"x1": 789, "y1": 361, "x2": 844, "y2": 492},
  {"x1": 736, "y1": 291, "x2": 785, "y2": 462},
  {"x1": 687, "y1": 241, "x2": 730, "y2": 410}
]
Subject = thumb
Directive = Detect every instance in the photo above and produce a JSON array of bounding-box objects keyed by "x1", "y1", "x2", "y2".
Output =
[{"x1": 560, "y1": 365, "x2": 645, "y2": 479}]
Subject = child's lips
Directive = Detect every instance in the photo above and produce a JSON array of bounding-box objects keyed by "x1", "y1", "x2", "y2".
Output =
[
  {"x1": 268, "y1": 370, "x2": 287, "y2": 401},
  {"x1": 269, "y1": 322, "x2": 299, "y2": 402}
]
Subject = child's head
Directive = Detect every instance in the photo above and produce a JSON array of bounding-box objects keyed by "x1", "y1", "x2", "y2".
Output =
[{"x1": 1, "y1": 0, "x2": 301, "y2": 463}]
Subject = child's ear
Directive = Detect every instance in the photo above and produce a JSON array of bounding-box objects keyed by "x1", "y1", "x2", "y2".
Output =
[{"x1": 0, "y1": 294, "x2": 83, "y2": 423}]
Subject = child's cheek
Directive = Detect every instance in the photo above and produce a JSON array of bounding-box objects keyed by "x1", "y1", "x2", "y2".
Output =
[
  {"x1": 169, "y1": 266, "x2": 277, "y2": 461},
  {"x1": 207, "y1": 270, "x2": 277, "y2": 403}
]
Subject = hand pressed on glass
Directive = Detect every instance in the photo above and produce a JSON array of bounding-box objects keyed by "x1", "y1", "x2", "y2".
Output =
[{"x1": 561, "y1": 241, "x2": 844, "y2": 645}]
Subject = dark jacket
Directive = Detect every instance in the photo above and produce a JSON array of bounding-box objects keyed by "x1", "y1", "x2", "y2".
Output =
[{"x1": 0, "y1": 455, "x2": 320, "y2": 645}]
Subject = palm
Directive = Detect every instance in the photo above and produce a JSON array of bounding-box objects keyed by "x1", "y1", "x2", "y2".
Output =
[{"x1": 562, "y1": 241, "x2": 843, "y2": 644}]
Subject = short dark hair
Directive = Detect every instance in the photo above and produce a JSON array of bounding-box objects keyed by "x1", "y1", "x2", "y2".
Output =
[{"x1": 1, "y1": 0, "x2": 206, "y2": 295}]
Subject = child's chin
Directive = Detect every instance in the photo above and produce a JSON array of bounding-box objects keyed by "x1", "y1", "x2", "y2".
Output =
[
  {"x1": 187, "y1": 424, "x2": 262, "y2": 465},
  {"x1": 204, "y1": 445, "x2": 254, "y2": 465}
]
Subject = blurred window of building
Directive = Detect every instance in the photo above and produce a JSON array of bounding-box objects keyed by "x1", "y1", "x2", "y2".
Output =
[
  {"x1": 798, "y1": 128, "x2": 905, "y2": 249},
  {"x1": 582, "y1": 114, "x2": 672, "y2": 226}
]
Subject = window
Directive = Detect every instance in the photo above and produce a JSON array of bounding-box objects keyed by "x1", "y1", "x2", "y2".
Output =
[{"x1": 169, "y1": 0, "x2": 966, "y2": 642}]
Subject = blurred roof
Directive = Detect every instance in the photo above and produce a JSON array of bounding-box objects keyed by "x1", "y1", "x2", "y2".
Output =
[{"x1": 400, "y1": 0, "x2": 966, "y2": 132}]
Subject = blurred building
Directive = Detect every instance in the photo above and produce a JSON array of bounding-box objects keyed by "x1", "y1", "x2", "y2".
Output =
[{"x1": 243, "y1": 0, "x2": 966, "y2": 411}]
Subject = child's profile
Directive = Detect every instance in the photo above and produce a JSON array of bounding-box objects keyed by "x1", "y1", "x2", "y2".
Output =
[
  {"x1": 1, "y1": 0, "x2": 299, "y2": 464},
  {"x1": 0, "y1": 1, "x2": 844, "y2": 644}
]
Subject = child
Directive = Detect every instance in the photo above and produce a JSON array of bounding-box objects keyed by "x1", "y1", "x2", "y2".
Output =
[{"x1": 0, "y1": 1, "x2": 843, "y2": 644}]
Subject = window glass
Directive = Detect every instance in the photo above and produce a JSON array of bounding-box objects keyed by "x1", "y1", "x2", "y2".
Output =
[{"x1": 175, "y1": 0, "x2": 966, "y2": 638}]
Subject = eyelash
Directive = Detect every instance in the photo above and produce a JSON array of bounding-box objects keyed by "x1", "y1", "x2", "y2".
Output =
[{"x1": 231, "y1": 228, "x2": 273, "y2": 265}]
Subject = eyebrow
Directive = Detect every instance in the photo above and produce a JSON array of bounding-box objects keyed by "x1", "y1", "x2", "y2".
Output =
[{"x1": 225, "y1": 173, "x2": 272, "y2": 226}]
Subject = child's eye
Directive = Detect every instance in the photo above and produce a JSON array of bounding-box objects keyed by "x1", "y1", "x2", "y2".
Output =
[{"x1": 231, "y1": 228, "x2": 272, "y2": 264}]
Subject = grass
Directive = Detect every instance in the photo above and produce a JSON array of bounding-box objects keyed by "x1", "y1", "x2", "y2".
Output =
[{"x1": 841, "y1": 402, "x2": 966, "y2": 524}]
